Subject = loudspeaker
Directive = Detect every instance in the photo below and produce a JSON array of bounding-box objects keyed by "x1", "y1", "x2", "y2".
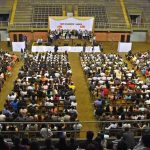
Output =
[
  {"x1": 126, "y1": 35, "x2": 130, "y2": 42},
  {"x1": 19, "y1": 34, "x2": 23, "y2": 42},
  {"x1": 120, "y1": 35, "x2": 125, "y2": 42},
  {"x1": 13, "y1": 34, "x2": 17, "y2": 42}
]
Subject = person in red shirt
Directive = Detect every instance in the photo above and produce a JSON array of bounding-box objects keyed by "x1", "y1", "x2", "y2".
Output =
[
  {"x1": 145, "y1": 69, "x2": 149, "y2": 77},
  {"x1": 103, "y1": 87, "x2": 109, "y2": 97},
  {"x1": 7, "y1": 65, "x2": 12, "y2": 71},
  {"x1": 128, "y1": 82, "x2": 136, "y2": 89}
]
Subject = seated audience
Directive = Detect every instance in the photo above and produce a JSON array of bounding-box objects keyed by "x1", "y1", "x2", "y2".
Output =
[
  {"x1": 0, "y1": 50, "x2": 18, "y2": 92},
  {"x1": 1, "y1": 52, "x2": 79, "y2": 138}
]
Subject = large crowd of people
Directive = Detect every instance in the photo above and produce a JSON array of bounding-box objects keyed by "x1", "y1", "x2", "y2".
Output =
[
  {"x1": 0, "y1": 50, "x2": 150, "y2": 150},
  {"x1": 0, "y1": 50, "x2": 18, "y2": 92},
  {"x1": 0, "y1": 52, "x2": 82, "y2": 138},
  {"x1": 126, "y1": 51, "x2": 150, "y2": 79},
  {"x1": 80, "y1": 53, "x2": 150, "y2": 136}
]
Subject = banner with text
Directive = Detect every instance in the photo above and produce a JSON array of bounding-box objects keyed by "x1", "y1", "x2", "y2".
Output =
[{"x1": 49, "y1": 17, "x2": 94, "y2": 31}]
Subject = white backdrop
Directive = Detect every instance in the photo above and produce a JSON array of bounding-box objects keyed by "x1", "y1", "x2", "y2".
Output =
[
  {"x1": 49, "y1": 17, "x2": 94, "y2": 31},
  {"x1": 32, "y1": 46, "x2": 100, "y2": 52},
  {"x1": 118, "y1": 42, "x2": 132, "y2": 52},
  {"x1": 12, "y1": 42, "x2": 25, "y2": 52}
]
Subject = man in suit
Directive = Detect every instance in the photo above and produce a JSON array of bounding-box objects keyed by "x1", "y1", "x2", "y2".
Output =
[
  {"x1": 83, "y1": 43, "x2": 86, "y2": 52},
  {"x1": 133, "y1": 132, "x2": 150, "y2": 150},
  {"x1": 123, "y1": 127, "x2": 135, "y2": 150},
  {"x1": 54, "y1": 45, "x2": 58, "y2": 53}
]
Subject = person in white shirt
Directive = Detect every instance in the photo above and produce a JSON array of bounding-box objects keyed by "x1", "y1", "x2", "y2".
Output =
[
  {"x1": 27, "y1": 85, "x2": 34, "y2": 91},
  {"x1": 142, "y1": 84, "x2": 148, "y2": 89},
  {"x1": 73, "y1": 121, "x2": 82, "y2": 130},
  {"x1": 122, "y1": 123, "x2": 131, "y2": 128},
  {"x1": 105, "y1": 123, "x2": 117, "y2": 130},
  {"x1": 40, "y1": 124, "x2": 53, "y2": 138},
  {"x1": 0, "y1": 112, "x2": 6, "y2": 121},
  {"x1": 71, "y1": 100, "x2": 77, "y2": 107},
  {"x1": 7, "y1": 92, "x2": 17, "y2": 101},
  {"x1": 145, "y1": 99, "x2": 150, "y2": 105},
  {"x1": 55, "y1": 72, "x2": 60, "y2": 78},
  {"x1": 45, "y1": 100, "x2": 54, "y2": 107}
]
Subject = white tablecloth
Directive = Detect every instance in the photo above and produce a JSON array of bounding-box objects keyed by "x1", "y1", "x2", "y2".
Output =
[{"x1": 32, "y1": 46, "x2": 100, "y2": 52}]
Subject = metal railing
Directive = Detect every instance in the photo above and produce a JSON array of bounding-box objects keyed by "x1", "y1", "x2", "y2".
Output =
[
  {"x1": 95, "y1": 22, "x2": 128, "y2": 29},
  {"x1": 9, "y1": 22, "x2": 48, "y2": 30},
  {"x1": 131, "y1": 23, "x2": 150, "y2": 29},
  {"x1": 0, "y1": 21, "x2": 9, "y2": 28},
  {"x1": 0, "y1": 120, "x2": 150, "y2": 139},
  {"x1": 8, "y1": 22, "x2": 150, "y2": 31},
  {"x1": 20, "y1": 0, "x2": 106, "y2": 5}
]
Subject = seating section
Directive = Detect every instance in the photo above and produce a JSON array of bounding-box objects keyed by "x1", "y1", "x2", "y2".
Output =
[
  {"x1": 14, "y1": 0, "x2": 63, "y2": 27},
  {"x1": 0, "y1": 51, "x2": 18, "y2": 92},
  {"x1": 4, "y1": 0, "x2": 150, "y2": 29},
  {"x1": 14, "y1": 0, "x2": 33, "y2": 23},
  {"x1": 105, "y1": 1, "x2": 126, "y2": 24},
  {"x1": 126, "y1": 51, "x2": 150, "y2": 79},
  {"x1": 125, "y1": 0, "x2": 150, "y2": 23},
  {"x1": 32, "y1": 5, "x2": 62, "y2": 27},
  {"x1": 0, "y1": 0, "x2": 14, "y2": 14},
  {"x1": 12, "y1": 0, "x2": 130, "y2": 28},
  {"x1": 80, "y1": 53, "x2": 150, "y2": 136},
  {"x1": 31, "y1": 0, "x2": 81, "y2": 4},
  {"x1": 78, "y1": 5, "x2": 108, "y2": 28},
  {"x1": 0, "y1": 52, "x2": 80, "y2": 138}
]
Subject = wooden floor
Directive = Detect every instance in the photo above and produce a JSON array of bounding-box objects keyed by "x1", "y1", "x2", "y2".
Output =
[
  {"x1": 68, "y1": 53, "x2": 98, "y2": 138},
  {"x1": 0, "y1": 41, "x2": 150, "y2": 138}
]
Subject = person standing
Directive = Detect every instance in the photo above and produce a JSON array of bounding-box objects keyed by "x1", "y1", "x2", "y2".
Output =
[
  {"x1": 54, "y1": 45, "x2": 58, "y2": 53},
  {"x1": 83, "y1": 43, "x2": 86, "y2": 52},
  {"x1": 123, "y1": 127, "x2": 135, "y2": 150}
]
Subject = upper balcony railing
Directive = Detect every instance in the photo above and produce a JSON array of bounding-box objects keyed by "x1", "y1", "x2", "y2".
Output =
[
  {"x1": 8, "y1": 22, "x2": 150, "y2": 31},
  {"x1": 20, "y1": 0, "x2": 107, "y2": 5},
  {"x1": 0, "y1": 21, "x2": 9, "y2": 29}
]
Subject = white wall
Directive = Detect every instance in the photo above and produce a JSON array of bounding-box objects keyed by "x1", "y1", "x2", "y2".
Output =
[
  {"x1": 130, "y1": 31, "x2": 146, "y2": 42},
  {"x1": 0, "y1": 30, "x2": 9, "y2": 41}
]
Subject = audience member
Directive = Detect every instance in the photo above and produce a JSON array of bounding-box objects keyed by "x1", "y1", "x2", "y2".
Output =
[
  {"x1": 55, "y1": 137, "x2": 69, "y2": 150},
  {"x1": 133, "y1": 131, "x2": 150, "y2": 150},
  {"x1": 0, "y1": 134, "x2": 9, "y2": 150},
  {"x1": 123, "y1": 127, "x2": 135, "y2": 150}
]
